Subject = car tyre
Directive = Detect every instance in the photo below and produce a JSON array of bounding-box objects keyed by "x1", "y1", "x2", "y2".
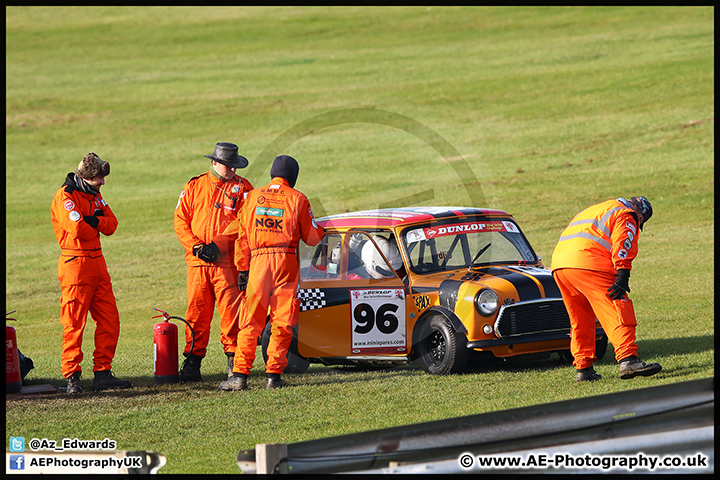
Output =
[
  {"x1": 416, "y1": 314, "x2": 468, "y2": 375},
  {"x1": 261, "y1": 322, "x2": 310, "y2": 374}
]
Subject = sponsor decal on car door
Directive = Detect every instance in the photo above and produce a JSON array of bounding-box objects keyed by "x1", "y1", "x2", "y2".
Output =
[{"x1": 350, "y1": 288, "x2": 407, "y2": 354}]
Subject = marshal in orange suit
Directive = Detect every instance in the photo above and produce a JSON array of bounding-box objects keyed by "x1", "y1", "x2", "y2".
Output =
[
  {"x1": 220, "y1": 155, "x2": 324, "y2": 391},
  {"x1": 551, "y1": 196, "x2": 662, "y2": 382},
  {"x1": 51, "y1": 153, "x2": 132, "y2": 394},
  {"x1": 174, "y1": 142, "x2": 253, "y2": 382}
]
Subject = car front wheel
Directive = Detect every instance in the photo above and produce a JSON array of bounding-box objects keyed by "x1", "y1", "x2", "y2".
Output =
[{"x1": 416, "y1": 314, "x2": 468, "y2": 375}]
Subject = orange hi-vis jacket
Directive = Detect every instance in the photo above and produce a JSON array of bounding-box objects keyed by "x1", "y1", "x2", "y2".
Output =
[
  {"x1": 551, "y1": 199, "x2": 641, "y2": 274},
  {"x1": 51, "y1": 173, "x2": 120, "y2": 378},
  {"x1": 174, "y1": 171, "x2": 253, "y2": 267},
  {"x1": 52, "y1": 174, "x2": 118, "y2": 253},
  {"x1": 235, "y1": 177, "x2": 324, "y2": 270},
  {"x1": 232, "y1": 177, "x2": 324, "y2": 375}
]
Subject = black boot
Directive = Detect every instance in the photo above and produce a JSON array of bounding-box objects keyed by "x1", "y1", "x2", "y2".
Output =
[
  {"x1": 92, "y1": 370, "x2": 132, "y2": 392},
  {"x1": 219, "y1": 373, "x2": 248, "y2": 391},
  {"x1": 179, "y1": 353, "x2": 203, "y2": 382},
  {"x1": 66, "y1": 371, "x2": 83, "y2": 394},
  {"x1": 619, "y1": 356, "x2": 662, "y2": 379},
  {"x1": 576, "y1": 367, "x2": 602, "y2": 383},
  {"x1": 266, "y1": 373, "x2": 288, "y2": 389},
  {"x1": 226, "y1": 352, "x2": 235, "y2": 379}
]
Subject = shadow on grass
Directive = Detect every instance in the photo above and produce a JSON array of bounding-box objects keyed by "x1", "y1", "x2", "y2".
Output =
[
  {"x1": 11, "y1": 335, "x2": 710, "y2": 401},
  {"x1": 9, "y1": 368, "x2": 411, "y2": 401},
  {"x1": 638, "y1": 335, "x2": 714, "y2": 358},
  {"x1": 466, "y1": 334, "x2": 715, "y2": 379}
]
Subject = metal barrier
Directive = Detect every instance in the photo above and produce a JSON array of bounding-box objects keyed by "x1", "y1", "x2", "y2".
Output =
[
  {"x1": 237, "y1": 377, "x2": 714, "y2": 474},
  {"x1": 362, "y1": 425, "x2": 713, "y2": 474}
]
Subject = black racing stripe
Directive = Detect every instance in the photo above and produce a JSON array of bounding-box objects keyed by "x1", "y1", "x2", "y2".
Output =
[
  {"x1": 426, "y1": 208, "x2": 479, "y2": 220},
  {"x1": 540, "y1": 278, "x2": 561, "y2": 298},
  {"x1": 396, "y1": 207, "x2": 470, "y2": 221},
  {"x1": 505, "y1": 266, "x2": 562, "y2": 298},
  {"x1": 538, "y1": 272, "x2": 561, "y2": 298},
  {"x1": 316, "y1": 287, "x2": 349, "y2": 308},
  {"x1": 475, "y1": 267, "x2": 541, "y2": 301},
  {"x1": 427, "y1": 210, "x2": 461, "y2": 220},
  {"x1": 411, "y1": 286, "x2": 440, "y2": 295},
  {"x1": 439, "y1": 279, "x2": 464, "y2": 311}
]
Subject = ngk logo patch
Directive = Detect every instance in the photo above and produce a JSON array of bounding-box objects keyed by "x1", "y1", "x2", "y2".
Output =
[
  {"x1": 256, "y1": 217, "x2": 283, "y2": 230},
  {"x1": 255, "y1": 206, "x2": 285, "y2": 230}
]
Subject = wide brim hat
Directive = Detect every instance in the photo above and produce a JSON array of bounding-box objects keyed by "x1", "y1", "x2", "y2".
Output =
[{"x1": 204, "y1": 142, "x2": 248, "y2": 169}]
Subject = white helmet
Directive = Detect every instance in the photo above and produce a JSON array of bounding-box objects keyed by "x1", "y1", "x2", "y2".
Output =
[{"x1": 361, "y1": 236, "x2": 403, "y2": 279}]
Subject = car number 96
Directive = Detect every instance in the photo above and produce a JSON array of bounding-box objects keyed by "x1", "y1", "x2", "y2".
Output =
[{"x1": 350, "y1": 288, "x2": 407, "y2": 353}]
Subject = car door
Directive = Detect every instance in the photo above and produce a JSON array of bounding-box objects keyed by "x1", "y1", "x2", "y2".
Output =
[{"x1": 297, "y1": 230, "x2": 410, "y2": 359}]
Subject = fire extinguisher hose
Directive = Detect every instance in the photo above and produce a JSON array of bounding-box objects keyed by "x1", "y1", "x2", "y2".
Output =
[
  {"x1": 152, "y1": 309, "x2": 196, "y2": 358},
  {"x1": 168, "y1": 316, "x2": 196, "y2": 358}
]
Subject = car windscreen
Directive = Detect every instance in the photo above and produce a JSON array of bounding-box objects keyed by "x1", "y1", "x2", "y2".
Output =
[{"x1": 400, "y1": 218, "x2": 537, "y2": 274}]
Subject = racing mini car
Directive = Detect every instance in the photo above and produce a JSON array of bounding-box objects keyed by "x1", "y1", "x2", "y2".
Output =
[{"x1": 261, "y1": 207, "x2": 607, "y2": 375}]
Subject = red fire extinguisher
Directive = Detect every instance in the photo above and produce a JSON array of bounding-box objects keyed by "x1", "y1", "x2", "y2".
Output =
[
  {"x1": 152, "y1": 308, "x2": 195, "y2": 384},
  {"x1": 6, "y1": 311, "x2": 22, "y2": 394}
]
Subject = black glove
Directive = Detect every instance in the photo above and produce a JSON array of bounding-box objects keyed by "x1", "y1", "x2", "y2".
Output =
[
  {"x1": 238, "y1": 271, "x2": 249, "y2": 291},
  {"x1": 83, "y1": 215, "x2": 99, "y2": 228},
  {"x1": 94, "y1": 209, "x2": 104, "y2": 217},
  {"x1": 607, "y1": 268, "x2": 630, "y2": 300},
  {"x1": 193, "y1": 242, "x2": 220, "y2": 263}
]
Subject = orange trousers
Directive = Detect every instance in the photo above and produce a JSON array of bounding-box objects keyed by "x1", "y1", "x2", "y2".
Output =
[
  {"x1": 233, "y1": 253, "x2": 300, "y2": 375},
  {"x1": 553, "y1": 268, "x2": 638, "y2": 369},
  {"x1": 58, "y1": 254, "x2": 120, "y2": 379},
  {"x1": 184, "y1": 266, "x2": 242, "y2": 357}
]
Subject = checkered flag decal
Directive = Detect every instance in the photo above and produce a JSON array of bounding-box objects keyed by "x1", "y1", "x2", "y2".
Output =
[{"x1": 298, "y1": 288, "x2": 326, "y2": 311}]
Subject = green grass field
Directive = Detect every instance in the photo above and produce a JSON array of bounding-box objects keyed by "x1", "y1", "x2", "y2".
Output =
[{"x1": 5, "y1": 6, "x2": 714, "y2": 474}]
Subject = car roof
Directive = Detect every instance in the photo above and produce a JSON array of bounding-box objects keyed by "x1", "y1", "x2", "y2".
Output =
[{"x1": 317, "y1": 206, "x2": 511, "y2": 229}]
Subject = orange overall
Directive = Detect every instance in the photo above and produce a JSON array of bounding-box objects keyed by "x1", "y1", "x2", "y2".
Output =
[
  {"x1": 51, "y1": 173, "x2": 120, "y2": 379},
  {"x1": 233, "y1": 177, "x2": 324, "y2": 375},
  {"x1": 174, "y1": 170, "x2": 253, "y2": 357},
  {"x1": 551, "y1": 199, "x2": 641, "y2": 369}
]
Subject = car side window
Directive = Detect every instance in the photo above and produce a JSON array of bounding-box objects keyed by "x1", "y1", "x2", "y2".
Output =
[
  {"x1": 345, "y1": 232, "x2": 371, "y2": 279},
  {"x1": 299, "y1": 234, "x2": 342, "y2": 280},
  {"x1": 345, "y1": 231, "x2": 402, "y2": 280}
]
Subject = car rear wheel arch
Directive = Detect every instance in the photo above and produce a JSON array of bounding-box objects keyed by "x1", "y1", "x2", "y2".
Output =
[{"x1": 261, "y1": 321, "x2": 310, "y2": 374}]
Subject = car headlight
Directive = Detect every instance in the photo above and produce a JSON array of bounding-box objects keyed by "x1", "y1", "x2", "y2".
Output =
[{"x1": 475, "y1": 289, "x2": 499, "y2": 317}]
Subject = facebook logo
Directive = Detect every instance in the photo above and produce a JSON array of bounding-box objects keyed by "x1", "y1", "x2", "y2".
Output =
[{"x1": 9, "y1": 455, "x2": 25, "y2": 470}]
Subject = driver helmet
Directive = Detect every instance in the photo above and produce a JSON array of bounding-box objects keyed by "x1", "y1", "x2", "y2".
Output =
[
  {"x1": 629, "y1": 196, "x2": 652, "y2": 230},
  {"x1": 361, "y1": 235, "x2": 403, "y2": 279}
]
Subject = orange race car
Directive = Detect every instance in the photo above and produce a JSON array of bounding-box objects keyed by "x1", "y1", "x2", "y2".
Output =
[{"x1": 261, "y1": 207, "x2": 607, "y2": 375}]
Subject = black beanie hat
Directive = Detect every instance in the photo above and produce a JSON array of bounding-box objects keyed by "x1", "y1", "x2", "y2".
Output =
[{"x1": 270, "y1": 155, "x2": 299, "y2": 188}]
